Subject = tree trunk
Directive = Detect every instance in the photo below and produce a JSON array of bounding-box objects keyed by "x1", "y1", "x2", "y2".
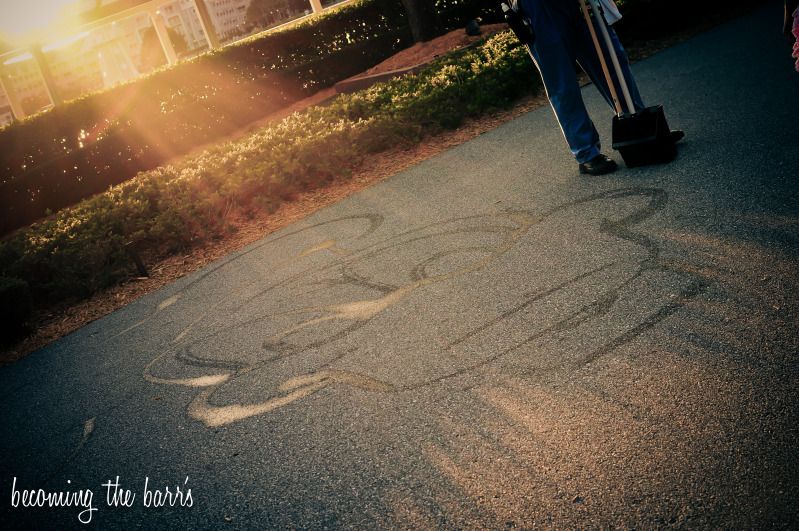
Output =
[{"x1": 400, "y1": 0, "x2": 440, "y2": 42}]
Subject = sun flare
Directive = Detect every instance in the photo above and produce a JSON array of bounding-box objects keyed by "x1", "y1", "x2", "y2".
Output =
[{"x1": 0, "y1": 0, "x2": 83, "y2": 47}]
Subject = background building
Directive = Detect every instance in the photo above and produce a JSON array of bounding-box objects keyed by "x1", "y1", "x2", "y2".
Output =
[
  {"x1": 0, "y1": 0, "x2": 330, "y2": 127},
  {"x1": 208, "y1": 0, "x2": 252, "y2": 41}
]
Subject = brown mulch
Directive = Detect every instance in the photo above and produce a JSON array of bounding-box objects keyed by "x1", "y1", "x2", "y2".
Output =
[
  {"x1": 0, "y1": 11, "x2": 753, "y2": 365},
  {"x1": 202, "y1": 24, "x2": 509, "y2": 147},
  {"x1": 364, "y1": 23, "x2": 508, "y2": 75}
]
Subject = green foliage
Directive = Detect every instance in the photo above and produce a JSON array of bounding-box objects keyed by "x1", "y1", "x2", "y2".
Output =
[
  {"x1": 0, "y1": 0, "x2": 502, "y2": 235},
  {"x1": 0, "y1": 29, "x2": 533, "y2": 308},
  {"x1": 0, "y1": 277, "x2": 33, "y2": 342},
  {"x1": 0, "y1": 0, "x2": 763, "y2": 237},
  {"x1": 140, "y1": 26, "x2": 189, "y2": 71}
]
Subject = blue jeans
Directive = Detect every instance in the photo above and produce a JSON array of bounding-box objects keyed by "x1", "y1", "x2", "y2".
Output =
[{"x1": 521, "y1": 0, "x2": 645, "y2": 163}]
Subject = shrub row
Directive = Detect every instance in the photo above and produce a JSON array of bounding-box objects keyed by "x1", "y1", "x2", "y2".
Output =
[
  {"x1": 0, "y1": 0, "x2": 502, "y2": 235},
  {"x1": 0, "y1": 276, "x2": 32, "y2": 342},
  {"x1": 0, "y1": 30, "x2": 535, "y2": 305},
  {"x1": 612, "y1": 0, "x2": 760, "y2": 41}
]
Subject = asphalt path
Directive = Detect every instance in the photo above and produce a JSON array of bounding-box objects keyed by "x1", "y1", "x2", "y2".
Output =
[{"x1": 1, "y1": 4, "x2": 798, "y2": 528}]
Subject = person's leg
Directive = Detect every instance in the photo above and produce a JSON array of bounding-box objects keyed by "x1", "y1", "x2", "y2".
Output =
[
  {"x1": 529, "y1": 41, "x2": 602, "y2": 164},
  {"x1": 574, "y1": 15, "x2": 645, "y2": 113}
]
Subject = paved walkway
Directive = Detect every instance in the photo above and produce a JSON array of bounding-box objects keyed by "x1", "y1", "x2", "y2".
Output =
[{"x1": 2, "y1": 4, "x2": 797, "y2": 528}]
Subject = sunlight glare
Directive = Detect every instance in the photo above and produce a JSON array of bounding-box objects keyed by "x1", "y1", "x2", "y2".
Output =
[{"x1": 0, "y1": 0, "x2": 83, "y2": 47}]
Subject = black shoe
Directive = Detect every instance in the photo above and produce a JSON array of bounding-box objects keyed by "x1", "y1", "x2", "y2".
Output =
[
  {"x1": 579, "y1": 154, "x2": 618, "y2": 176},
  {"x1": 669, "y1": 130, "x2": 685, "y2": 143}
]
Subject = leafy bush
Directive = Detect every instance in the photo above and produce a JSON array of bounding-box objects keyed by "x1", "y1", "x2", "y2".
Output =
[
  {"x1": 613, "y1": 0, "x2": 759, "y2": 41},
  {"x1": 0, "y1": 277, "x2": 33, "y2": 341},
  {"x1": 0, "y1": 0, "x2": 502, "y2": 235}
]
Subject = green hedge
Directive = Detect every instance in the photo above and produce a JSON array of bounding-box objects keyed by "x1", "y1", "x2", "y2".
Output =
[
  {"x1": 0, "y1": 0, "x2": 407, "y2": 235},
  {"x1": 0, "y1": 276, "x2": 33, "y2": 342},
  {"x1": 0, "y1": 30, "x2": 533, "y2": 304},
  {"x1": 0, "y1": 0, "x2": 502, "y2": 236}
]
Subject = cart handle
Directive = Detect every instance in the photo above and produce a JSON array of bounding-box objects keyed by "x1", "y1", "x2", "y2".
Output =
[{"x1": 579, "y1": 0, "x2": 636, "y2": 116}]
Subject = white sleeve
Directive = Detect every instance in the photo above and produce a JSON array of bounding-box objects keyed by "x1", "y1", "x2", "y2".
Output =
[{"x1": 599, "y1": 0, "x2": 623, "y2": 25}]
